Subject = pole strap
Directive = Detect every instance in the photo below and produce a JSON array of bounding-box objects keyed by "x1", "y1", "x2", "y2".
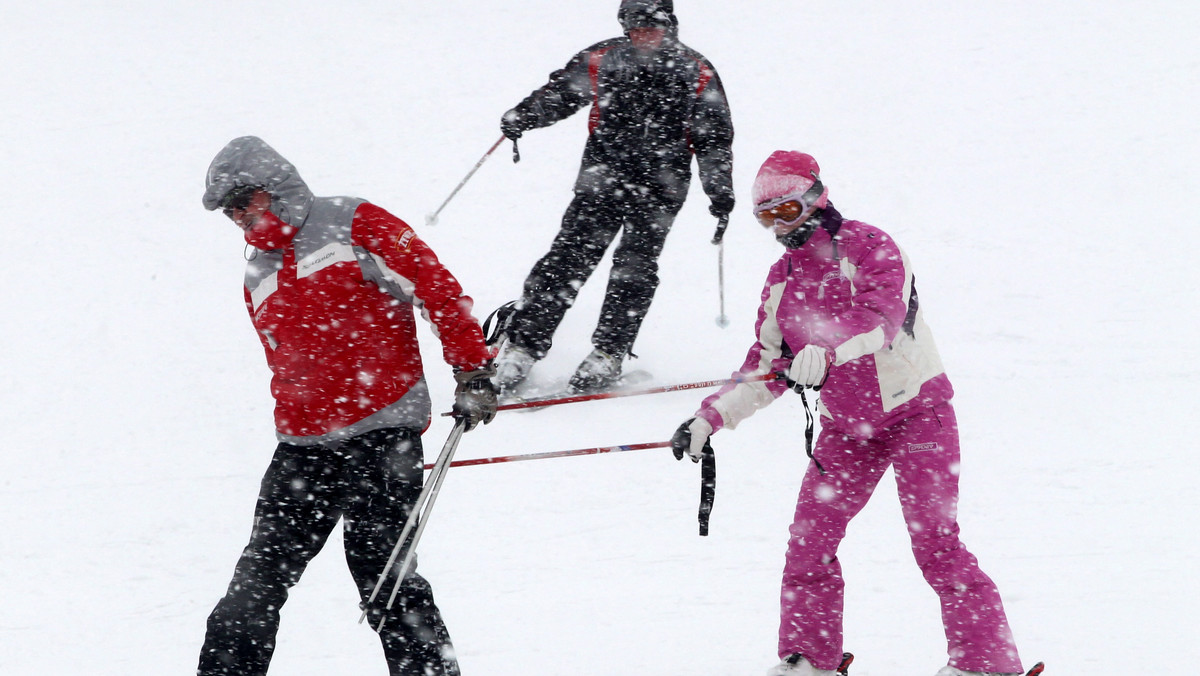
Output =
[
  {"x1": 799, "y1": 389, "x2": 824, "y2": 475},
  {"x1": 711, "y1": 214, "x2": 729, "y2": 244},
  {"x1": 698, "y1": 447, "x2": 715, "y2": 536}
]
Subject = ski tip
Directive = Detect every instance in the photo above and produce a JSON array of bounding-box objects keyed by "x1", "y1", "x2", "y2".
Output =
[{"x1": 1026, "y1": 662, "x2": 1045, "y2": 676}]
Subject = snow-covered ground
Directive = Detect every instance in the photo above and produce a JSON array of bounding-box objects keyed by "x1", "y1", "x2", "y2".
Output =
[{"x1": 2, "y1": 2, "x2": 1197, "y2": 674}]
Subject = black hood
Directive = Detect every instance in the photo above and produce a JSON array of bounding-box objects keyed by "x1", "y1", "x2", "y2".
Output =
[{"x1": 619, "y1": 0, "x2": 677, "y2": 31}]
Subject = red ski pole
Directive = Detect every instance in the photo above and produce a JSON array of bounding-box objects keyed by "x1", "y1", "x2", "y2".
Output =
[
  {"x1": 441, "y1": 372, "x2": 783, "y2": 417},
  {"x1": 423, "y1": 441, "x2": 670, "y2": 470}
]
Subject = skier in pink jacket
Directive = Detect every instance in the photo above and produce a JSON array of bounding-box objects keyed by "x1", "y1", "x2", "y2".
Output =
[{"x1": 670, "y1": 151, "x2": 1038, "y2": 676}]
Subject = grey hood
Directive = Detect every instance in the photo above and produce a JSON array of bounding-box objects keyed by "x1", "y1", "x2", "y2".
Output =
[{"x1": 202, "y1": 136, "x2": 314, "y2": 228}]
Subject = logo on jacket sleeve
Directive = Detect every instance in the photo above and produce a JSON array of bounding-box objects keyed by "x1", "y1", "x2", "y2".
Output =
[
  {"x1": 906, "y1": 441, "x2": 939, "y2": 454},
  {"x1": 396, "y1": 228, "x2": 416, "y2": 252}
]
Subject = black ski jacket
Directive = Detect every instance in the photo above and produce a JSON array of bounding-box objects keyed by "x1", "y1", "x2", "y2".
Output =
[{"x1": 506, "y1": 33, "x2": 735, "y2": 212}]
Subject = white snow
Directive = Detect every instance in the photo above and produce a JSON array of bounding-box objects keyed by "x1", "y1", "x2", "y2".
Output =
[{"x1": 2, "y1": 2, "x2": 1197, "y2": 674}]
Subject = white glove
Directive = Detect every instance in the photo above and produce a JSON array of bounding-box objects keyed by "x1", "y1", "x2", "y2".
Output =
[
  {"x1": 671, "y1": 417, "x2": 714, "y2": 463},
  {"x1": 787, "y1": 344, "x2": 831, "y2": 389}
]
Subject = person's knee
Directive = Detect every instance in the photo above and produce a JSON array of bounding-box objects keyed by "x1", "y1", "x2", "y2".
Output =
[
  {"x1": 610, "y1": 252, "x2": 659, "y2": 287},
  {"x1": 911, "y1": 534, "x2": 983, "y2": 591},
  {"x1": 214, "y1": 573, "x2": 287, "y2": 622},
  {"x1": 530, "y1": 251, "x2": 594, "y2": 287}
]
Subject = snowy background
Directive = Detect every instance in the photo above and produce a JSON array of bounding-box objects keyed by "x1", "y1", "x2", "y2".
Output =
[{"x1": 2, "y1": 1, "x2": 1198, "y2": 674}]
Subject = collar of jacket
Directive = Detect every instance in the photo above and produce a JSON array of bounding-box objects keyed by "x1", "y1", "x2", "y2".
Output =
[
  {"x1": 244, "y1": 208, "x2": 300, "y2": 251},
  {"x1": 779, "y1": 203, "x2": 843, "y2": 250}
]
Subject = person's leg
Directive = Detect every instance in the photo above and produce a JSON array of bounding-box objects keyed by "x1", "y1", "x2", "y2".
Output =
[
  {"x1": 341, "y1": 428, "x2": 460, "y2": 676},
  {"x1": 887, "y1": 405, "x2": 1023, "y2": 674},
  {"x1": 507, "y1": 191, "x2": 623, "y2": 359},
  {"x1": 590, "y1": 192, "x2": 682, "y2": 357},
  {"x1": 197, "y1": 443, "x2": 343, "y2": 676},
  {"x1": 778, "y1": 429, "x2": 891, "y2": 671}
]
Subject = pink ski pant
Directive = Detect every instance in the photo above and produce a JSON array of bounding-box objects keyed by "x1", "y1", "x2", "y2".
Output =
[{"x1": 778, "y1": 403, "x2": 1023, "y2": 673}]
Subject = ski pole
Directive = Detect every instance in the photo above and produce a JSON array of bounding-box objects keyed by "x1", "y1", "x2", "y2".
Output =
[
  {"x1": 712, "y1": 215, "x2": 730, "y2": 328},
  {"x1": 421, "y1": 440, "x2": 714, "y2": 536},
  {"x1": 359, "y1": 419, "x2": 467, "y2": 629},
  {"x1": 425, "y1": 135, "x2": 506, "y2": 226},
  {"x1": 424, "y1": 440, "x2": 670, "y2": 470},
  {"x1": 716, "y1": 239, "x2": 730, "y2": 327},
  {"x1": 441, "y1": 372, "x2": 783, "y2": 416}
]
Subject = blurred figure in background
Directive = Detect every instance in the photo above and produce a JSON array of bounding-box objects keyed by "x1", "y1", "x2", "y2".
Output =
[{"x1": 491, "y1": 0, "x2": 735, "y2": 394}]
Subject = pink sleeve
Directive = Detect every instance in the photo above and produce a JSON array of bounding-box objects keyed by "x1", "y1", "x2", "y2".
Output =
[
  {"x1": 818, "y1": 236, "x2": 910, "y2": 363},
  {"x1": 696, "y1": 261, "x2": 790, "y2": 432}
]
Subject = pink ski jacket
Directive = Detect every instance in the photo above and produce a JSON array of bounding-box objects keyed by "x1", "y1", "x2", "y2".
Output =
[{"x1": 697, "y1": 207, "x2": 953, "y2": 439}]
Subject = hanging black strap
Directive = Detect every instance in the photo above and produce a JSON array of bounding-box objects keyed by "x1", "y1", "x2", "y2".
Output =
[
  {"x1": 481, "y1": 300, "x2": 519, "y2": 346},
  {"x1": 698, "y1": 447, "x2": 715, "y2": 536},
  {"x1": 711, "y1": 215, "x2": 729, "y2": 245},
  {"x1": 799, "y1": 389, "x2": 825, "y2": 475},
  {"x1": 512, "y1": 138, "x2": 521, "y2": 163}
]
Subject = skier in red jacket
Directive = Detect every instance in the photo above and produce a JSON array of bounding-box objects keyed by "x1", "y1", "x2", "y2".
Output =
[{"x1": 197, "y1": 136, "x2": 495, "y2": 676}]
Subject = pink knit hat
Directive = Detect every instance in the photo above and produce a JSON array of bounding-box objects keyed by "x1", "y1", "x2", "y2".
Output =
[{"x1": 751, "y1": 151, "x2": 829, "y2": 212}]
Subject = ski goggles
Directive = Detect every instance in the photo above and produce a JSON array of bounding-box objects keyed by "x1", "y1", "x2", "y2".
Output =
[
  {"x1": 219, "y1": 184, "x2": 261, "y2": 217},
  {"x1": 754, "y1": 196, "x2": 812, "y2": 229},
  {"x1": 753, "y1": 179, "x2": 825, "y2": 229}
]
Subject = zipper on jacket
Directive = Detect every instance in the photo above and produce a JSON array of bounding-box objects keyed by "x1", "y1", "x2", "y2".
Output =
[{"x1": 281, "y1": 244, "x2": 297, "y2": 288}]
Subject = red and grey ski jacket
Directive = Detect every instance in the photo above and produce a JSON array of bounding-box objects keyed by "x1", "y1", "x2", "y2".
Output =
[
  {"x1": 204, "y1": 137, "x2": 491, "y2": 445},
  {"x1": 697, "y1": 207, "x2": 954, "y2": 439}
]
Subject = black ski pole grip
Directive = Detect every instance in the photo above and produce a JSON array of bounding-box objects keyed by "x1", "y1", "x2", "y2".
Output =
[{"x1": 711, "y1": 215, "x2": 729, "y2": 245}]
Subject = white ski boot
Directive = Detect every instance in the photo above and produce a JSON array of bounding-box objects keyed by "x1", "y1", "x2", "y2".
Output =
[
  {"x1": 567, "y1": 348, "x2": 623, "y2": 393},
  {"x1": 935, "y1": 662, "x2": 1043, "y2": 676},
  {"x1": 492, "y1": 343, "x2": 536, "y2": 392},
  {"x1": 768, "y1": 653, "x2": 853, "y2": 676}
]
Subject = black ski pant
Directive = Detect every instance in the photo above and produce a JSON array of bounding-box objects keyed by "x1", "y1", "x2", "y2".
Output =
[
  {"x1": 197, "y1": 427, "x2": 460, "y2": 676},
  {"x1": 508, "y1": 185, "x2": 684, "y2": 360}
]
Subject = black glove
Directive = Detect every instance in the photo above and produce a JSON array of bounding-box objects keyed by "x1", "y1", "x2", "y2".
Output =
[
  {"x1": 452, "y1": 365, "x2": 498, "y2": 431},
  {"x1": 500, "y1": 109, "x2": 525, "y2": 141},
  {"x1": 708, "y1": 193, "x2": 735, "y2": 220},
  {"x1": 671, "y1": 417, "x2": 714, "y2": 463}
]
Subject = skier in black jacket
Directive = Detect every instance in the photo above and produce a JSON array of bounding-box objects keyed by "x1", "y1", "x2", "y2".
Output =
[{"x1": 492, "y1": 0, "x2": 735, "y2": 393}]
